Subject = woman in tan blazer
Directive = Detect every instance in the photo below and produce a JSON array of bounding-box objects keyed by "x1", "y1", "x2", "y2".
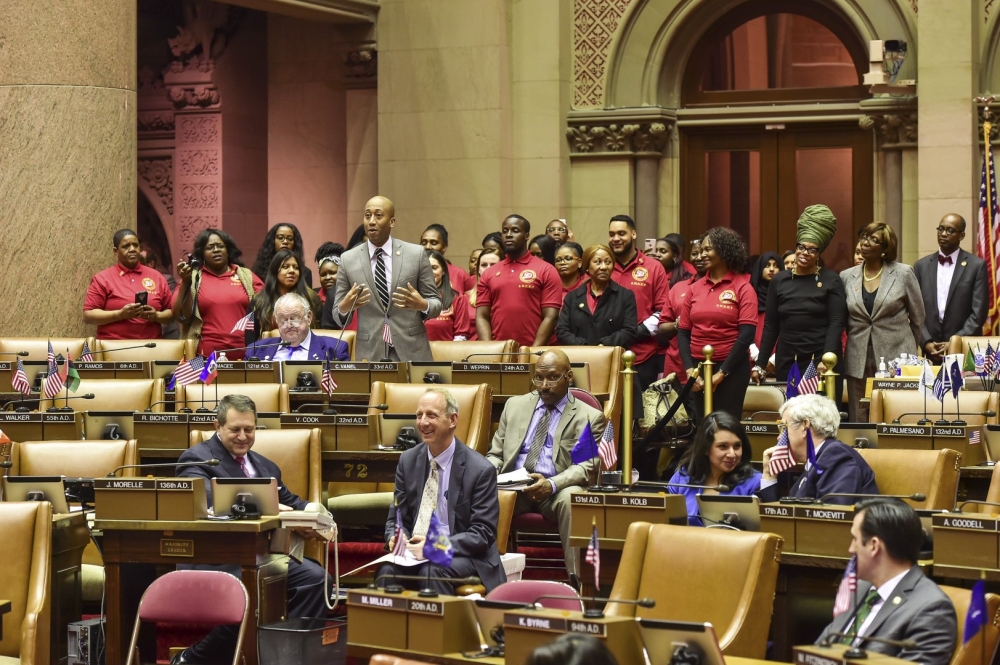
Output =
[{"x1": 840, "y1": 222, "x2": 925, "y2": 421}]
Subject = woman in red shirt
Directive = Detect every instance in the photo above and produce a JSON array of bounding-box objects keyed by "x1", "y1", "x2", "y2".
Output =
[
  {"x1": 678, "y1": 227, "x2": 757, "y2": 422},
  {"x1": 463, "y1": 248, "x2": 502, "y2": 340},
  {"x1": 424, "y1": 251, "x2": 471, "y2": 341},
  {"x1": 555, "y1": 242, "x2": 587, "y2": 295}
]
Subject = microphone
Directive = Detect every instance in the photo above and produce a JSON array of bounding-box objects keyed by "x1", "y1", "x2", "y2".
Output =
[
  {"x1": 294, "y1": 402, "x2": 388, "y2": 413},
  {"x1": 2, "y1": 393, "x2": 95, "y2": 412},
  {"x1": 90, "y1": 343, "x2": 158, "y2": 357},
  {"x1": 106, "y1": 459, "x2": 221, "y2": 477},
  {"x1": 370, "y1": 572, "x2": 481, "y2": 596},
  {"x1": 461, "y1": 351, "x2": 542, "y2": 363},
  {"x1": 218, "y1": 340, "x2": 290, "y2": 361},
  {"x1": 143, "y1": 399, "x2": 179, "y2": 413},
  {"x1": 815, "y1": 492, "x2": 925, "y2": 504},
  {"x1": 0, "y1": 351, "x2": 29, "y2": 357},
  {"x1": 820, "y1": 631, "x2": 918, "y2": 656},
  {"x1": 744, "y1": 410, "x2": 781, "y2": 421},
  {"x1": 531, "y1": 594, "x2": 655, "y2": 618},
  {"x1": 891, "y1": 410, "x2": 995, "y2": 424},
  {"x1": 957, "y1": 499, "x2": 1000, "y2": 512},
  {"x1": 635, "y1": 480, "x2": 731, "y2": 493}
]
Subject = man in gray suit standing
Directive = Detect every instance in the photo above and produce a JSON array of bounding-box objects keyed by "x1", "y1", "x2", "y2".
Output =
[
  {"x1": 817, "y1": 498, "x2": 957, "y2": 665},
  {"x1": 913, "y1": 213, "x2": 988, "y2": 363},
  {"x1": 321, "y1": 195, "x2": 442, "y2": 361}
]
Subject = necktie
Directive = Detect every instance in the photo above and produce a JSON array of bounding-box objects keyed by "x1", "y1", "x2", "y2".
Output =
[
  {"x1": 523, "y1": 406, "x2": 553, "y2": 473},
  {"x1": 841, "y1": 588, "x2": 882, "y2": 644},
  {"x1": 412, "y1": 460, "x2": 440, "y2": 537},
  {"x1": 236, "y1": 455, "x2": 249, "y2": 478},
  {"x1": 938, "y1": 254, "x2": 953, "y2": 266},
  {"x1": 373, "y1": 247, "x2": 390, "y2": 311}
]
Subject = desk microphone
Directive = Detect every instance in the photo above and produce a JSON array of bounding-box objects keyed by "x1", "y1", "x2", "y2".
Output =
[
  {"x1": 744, "y1": 410, "x2": 781, "y2": 421},
  {"x1": 370, "y1": 572, "x2": 481, "y2": 596},
  {"x1": 106, "y1": 459, "x2": 220, "y2": 477},
  {"x1": 461, "y1": 351, "x2": 542, "y2": 363},
  {"x1": 0, "y1": 351, "x2": 29, "y2": 357},
  {"x1": 218, "y1": 340, "x2": 290, "y2": 362},
  {"x1": 815, "y1": 492, "x2": 925, "y2": 504},
  {"x1": 891, "y1": 410, "x2": 994, "y2": 424},
  {"x1": 294, "y1": 402, "x2": 388, "y2": 414},
  {"x1": 2, "y1": 393, "x2": 95, "y2": 412},
  {"x1": 143, "y1": 400, "x2": 181, "y2": 413},
  {"x1": 957, "y1": 499, "x2": 1000, "y2": 512},
  {"x1": 531, "y1": 594, "x2": 655, "y2": 618},
  {"x1": 90, "y1": 343, "x2": 158, "y2": 356},
  {"x1": 635, "y1": 480, "x2": 731, "y2": 493},
  {"x1": 819, "y1": 632, "x2": 918, "y2": 657}
]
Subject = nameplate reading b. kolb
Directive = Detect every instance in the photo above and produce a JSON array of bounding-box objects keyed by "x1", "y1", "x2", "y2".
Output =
[{"x1": 604, "y1": 495, "x2": 666, "y2": 509}]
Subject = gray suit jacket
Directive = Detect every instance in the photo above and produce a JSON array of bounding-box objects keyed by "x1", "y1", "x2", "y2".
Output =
[
  {"x1": 384, "y1": 439, "x2": 506, "y2": 592},
  {"x1": 913, "y1": 249, "x2": 988, "y2": 345},
  {"x1": 487, "y1": 392, "x2": 607, "y2": 490},
  {"x1": 323, "y1": 237, "x2": 442, "y2": 361},
  {"x1": 816, "y1": 566, "x2": 957, "y2": 665},
  {"x1": 841, "y1": 262, "x2": 925, "y2": 379}
]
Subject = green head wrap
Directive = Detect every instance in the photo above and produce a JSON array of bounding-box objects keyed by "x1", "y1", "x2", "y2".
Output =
[{"x1": 796, "y1": 205, "x2": 837, "y2": 252}]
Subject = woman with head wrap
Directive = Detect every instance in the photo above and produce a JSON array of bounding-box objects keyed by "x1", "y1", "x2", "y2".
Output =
[
  {"x1": 750, "y1": 252, "x2": 781, "y2": 347},
  {"x1": 752, "y1": 205, "x2": 847, "y2": 401}
]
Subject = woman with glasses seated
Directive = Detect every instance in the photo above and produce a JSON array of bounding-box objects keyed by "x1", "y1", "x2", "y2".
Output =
[
  {"x1": 759, "y1": 394, "x2": 877, "y2": 505},
  {"x1": 752, "y1": 206, "x2": 847, "y2": 398},
  {"x1": 666, "y1": 412, "x2": 760, "y2": 526},
  {"x1": 840, "y1": 221, "x2": 925, "y2": 421},
  {"x1": 244, "y1": 249, "x2": 321, "y2": 345}
]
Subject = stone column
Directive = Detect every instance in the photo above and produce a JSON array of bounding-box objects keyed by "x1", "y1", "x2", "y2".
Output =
[
  {"x1": 634, "y1": 156, "x2": 660, "y2": 243},
  {"x1": 0, "y1": 1, "x2": 136, "y2": 335}
]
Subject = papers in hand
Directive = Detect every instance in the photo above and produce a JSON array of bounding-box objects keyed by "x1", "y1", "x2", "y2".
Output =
[
  {"x1": 341, "y1": 548, "x2": 425, "y2": 578},
  {"x1": 497, "y1": 467, "x2": 533, "y2": 490}
]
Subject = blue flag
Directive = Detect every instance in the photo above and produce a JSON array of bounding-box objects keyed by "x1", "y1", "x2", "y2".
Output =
[
  {"x1": 931, "y1": 364, "x2": 947, "y2": 403},
  {"x1": 570, "y1": 421, "x2": 599, "y2": 465},
  {"x1": 786, "y1": 361, "x2": 802, "y2": 398},
  {"x1": 964, "y1": 580, "x2": 987, "y2": 644},
  {"x1": 422, "y1": 513, "x2": 454, "y2": 567},
  {"x1": 806, "y1": 427, "x2": 821, "y2": 475},
  {"x1": 949, "y1": 358, "x2": 964, "y2": 398}
]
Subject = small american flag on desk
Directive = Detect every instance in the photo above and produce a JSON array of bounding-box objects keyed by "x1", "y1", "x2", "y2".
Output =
[{"x1": 970, "y1": 429, "x2": 982, "y2": 445}]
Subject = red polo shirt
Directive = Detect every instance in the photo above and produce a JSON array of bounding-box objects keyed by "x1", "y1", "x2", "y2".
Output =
[
  {"x1": 678, "y1": 271, "x2": 757, "y2": 361},
  {"x1": 84, "y1": 263, "x2": 172, "y2": 339},
  {"x1": 173, "y1": 266, "x2": 264, "y2": 357},
  {"x1": 447, "y1": 263, "x2": 475, "y2": 293},
  {"x1": 611, "y1": 250, "x2": 670, "y2": 365},
  {"x1": 477, "y1": 253, "x2": 562, "y2": 346},
  {"x1": 425, "y1": 297, "x2": 471, "y2": 342},
  {"x1": 662, "y1": 277, "x2": 696, "y2": 379}
]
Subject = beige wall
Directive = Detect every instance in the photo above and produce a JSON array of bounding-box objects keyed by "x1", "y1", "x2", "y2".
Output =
[
  {"x1": 570, "y1": 158, "x2": 633, "y2": 245},
  {"x1": 346, "y1": 87, "x2": 379, "y2": 232}
]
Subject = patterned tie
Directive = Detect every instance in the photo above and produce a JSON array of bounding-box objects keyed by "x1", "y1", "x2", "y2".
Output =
[
  {"x1": 236, "y1": 455, "x2": 249, "y2": 478},
  {"x1": 842, "y1": 587, "x2": 882, "y2": 644},
  {"x1": 523, "y1": 406, "x2": 553, "y2": 473},
  {"x1": 373, "y1": 247, "x2": 390, "y2": 311},
  {"x1": 412, "y1": 460, "x2": 440, "y2": 537}
]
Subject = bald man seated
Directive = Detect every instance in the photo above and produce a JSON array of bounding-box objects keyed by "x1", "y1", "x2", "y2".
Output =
[{"x1": 486, "y1": 349, "x2": 606, "y2": 588}]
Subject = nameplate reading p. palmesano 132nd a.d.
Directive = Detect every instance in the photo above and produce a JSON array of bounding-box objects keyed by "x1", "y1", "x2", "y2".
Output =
[
  {"x1": 877, "y1": 424, "x2": 931, "y2": 436},
  {"x1": 932, "y1": 426, "x2": 966, "y2": 437},
  {"x1": 932, "y1": 514, "x2": 999, "y2": 531},
  {"x1": 346, "y1": 592, "x2": 408, "y2": 611},
  {"x1": 797, "y1": 507, "x2": 854, "y2": 521},
  {"x1": 604, "y1": 495, "x2": 666, "y2": 509}
]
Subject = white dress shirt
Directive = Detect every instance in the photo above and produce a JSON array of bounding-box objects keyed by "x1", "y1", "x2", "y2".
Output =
[
  {"x1": 273, "y1": 331, "x2": 312, "y2": 361},
  {"x1": 855, "y1": 568, "x2": 909, "y2": 641},
  {"x1": 936, "y1": 249, "x2": 959, "y2": 322},
  {"x1": 232, "y1": 453, "x2": 258, "y2": 478}
]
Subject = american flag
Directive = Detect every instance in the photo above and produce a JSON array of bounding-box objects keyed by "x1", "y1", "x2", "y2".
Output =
[
  {"x1": 382, "y1": 319, "x2": 393, "y2": 346},
  {"x1": 767, "y1": 428, "x2": 795, "y2": 476},
  {"x1": 585, "y1": 522, "x2": 600, "y2": 590},
  {"x1": 80, "y1": 341, "x2": 94, "y2": 362},
  {"x1": 171, "y1": 356, "x2": 206, "y2": 387},
  {"x1": 977, "y1": 125, "x2": 1000, "y2": 335},
  {"x1": 598, "y1": 422, "x2": 617, "y2": 470},
  {"x1": 932, "y1": 363, "x2": 948, "y2": 403},
  {"x1": 11, "y1": 358, "x2": 31, "y2": 395},
  {"x1": 200, "y1": 351, "x2": 218, "y2": 385},
  {"x1": 799, "y1": 360, "x2": 820, "y2": 395},
  {"x1": 986, "y1": 343, "x2": 997, "y2": 376},
  {"x1": 321, "y1": 359, "x2": 338, "y2": 394},
  {"x1": 833, "y1": 555, "x2": 858, "y2": 617},
  {"x1": 971, "y1": 429, "x2": 982, "y2": 445},
  {"x1": 392, "y1": 508, "x2": 408, "y2": 558},
  {"x1": 43, "y1": 342, "x2": 64, "y2": 398},
  {"x1": 230, "y1": 311, "x2": 255, "y2": 333}
]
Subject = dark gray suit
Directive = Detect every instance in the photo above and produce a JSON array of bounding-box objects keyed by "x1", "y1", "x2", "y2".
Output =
[
  {"x1": 817, "y1": 566, "x2": 957, "y2": 665},
  {"x1": 383, "y1": 439, "x2": 506, "y2": 593},
  {"x1": 913, "y1": 249, "x2": 988, "y2": 347}
]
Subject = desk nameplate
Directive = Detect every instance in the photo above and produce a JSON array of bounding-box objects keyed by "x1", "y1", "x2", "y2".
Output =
[
  {"x1": 347, "y1": 591, "x2": 408, "y2": 611},
  {"x1": 160, "y1": 539, "x2": 194, "y2": 557},
  {"x1": 932, "y1": 426, "x2": 967, "y2": 438},
  {"x1": 877, "y1": 424, "x2": 931, "y2": 436},
  {"x1": 505, "y1": 614, "x2": 567, "y2": 632},
  {"x1": 933, "y1": 511, "x2": 1000, "y2": 571},
  {"x1": 603, "y1": 495, "x2": 666, "y2": 509}
]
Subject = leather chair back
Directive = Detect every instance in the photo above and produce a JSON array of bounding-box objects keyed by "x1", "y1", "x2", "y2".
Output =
[
  {"x1": 368, "y1": 382, "x2": 492, "y2": 454},
  {"x1": 38, "y1": 378, "x2": 166, "y2": 412},
  {"x1": 742, "y1": 386, "x2": 785, "y2": 420},
  {"x1": 430, "y1": 339, "x2": 517, "y2": 362},
  {"x1": 93, "y1": 339, "x2": 196, "y2": 362},
  {"x1": 0, "y1": 337, "x2": 92, "y2": 362},
  {"x1": 0, "y1": 501, "x2": 52, "y2": 664},
  {"x1": 176, "y1": 382, "x2": 289, "y2": 413},
  {"x1": 497, "y1": 490, "x2": 517, "y2": 556},
  {"x1": 948, "y1": 335, "x2": 1000, "y2": 357},
  {"x1": 11, "y1": 439, "x2": 138, "y2": 477},
  {"x1": 856, "y1": 448, "x2": 961, "y2": 510},
  {"x1": 985, "y1": 463, "x2": 1000, "y2": 510},
  {"x1": 266, "y1": 329, "x2": 356, "y2": 360},
  {"x1": 870, "y1": 389, "x2": 1000, "y2": 427},
  {"x1": 606, "y1": 522, "x2": 782, "y2": 658},
  {"x1": 940, "y1": 584, "x2": 1000, "y2": 665}
]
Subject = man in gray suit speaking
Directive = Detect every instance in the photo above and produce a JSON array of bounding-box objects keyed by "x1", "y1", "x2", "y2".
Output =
[
  {"x1": 321, "y1": 196, "x2": 441, "y2": 361},
  {"x1": 817, "y1": 498, "x2": 957, "y2": 665}
]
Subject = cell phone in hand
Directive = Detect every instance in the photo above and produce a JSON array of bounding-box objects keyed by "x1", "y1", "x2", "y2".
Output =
[
  {"x1": 135, "y1": 291, "x2": 148, "y2": 307},
  {"x1": 644, "y1": 238, "x2": 656, "y2": 252}
]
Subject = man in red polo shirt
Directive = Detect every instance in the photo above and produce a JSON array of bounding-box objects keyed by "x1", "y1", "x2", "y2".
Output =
[
  {"x1": 84, "y1": 229, "x2": 173, "y2": 339},
  {"x1": 608, "y1": 215, "x2": 670, "y2": 393},
  {"x1": 477, "y1": 215, "x2": 562, "y2": 347}
]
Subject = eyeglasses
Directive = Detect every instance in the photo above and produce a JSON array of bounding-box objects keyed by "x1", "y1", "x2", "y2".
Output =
[
  {"x1": 554, "y1": 256, "x2": 580, "y2": 264},
  {"x1": 531, "y1": 373, "x2": 569, "y2": 387},
  {"x1": 275, "y1": 234, "x2": 295, "y2": 243},
  {"x1": 795, "y1": 243, "x2": 820, "y2": 256},
  {"x1": 859, "y1": 235, "x2": 882, "y2": 247},
  {"x1": 277, "y1": 318, "x2": 305, "y2": 328},
  {"x1": 935, "y1": 226, "x2": 961, "y2": 236},
  {"x1": 204, "y1": 243, "x2": 226, "y2": 251}
]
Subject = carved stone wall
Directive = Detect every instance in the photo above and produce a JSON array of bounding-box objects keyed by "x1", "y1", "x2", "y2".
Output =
[
  {"x1": 566, "y1": 119, "x2": 674, "y2": 155},
  {"x1": 573, "y1": 0, "x2": 636, "y2": 108},
  {"x1": 174, "y1": 113, "x2": 222, "y2": 245}
]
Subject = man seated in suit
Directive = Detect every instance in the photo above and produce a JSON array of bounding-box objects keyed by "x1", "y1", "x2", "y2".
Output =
[
  {"x1": 172, "y1": 394, "x2": 331, "y2": 665},
  {"x1": 381, "y1": 388, "x2": 506, "y2": 594},
  {"x1": 246, "y1": 292, "x2": 349, "y2": 361},
  {"x1": 817, "y1": 498, "x2": 957, "y2": 665},
  {"x1": 760, "y1": 394, "x2": 877, "y2": 505},
  {"x1": 913, "y1": 213, "x2": 988, "y2": 363},
  {"x1": 487, "y1": 349, "x2": 606, "y2": 588}
]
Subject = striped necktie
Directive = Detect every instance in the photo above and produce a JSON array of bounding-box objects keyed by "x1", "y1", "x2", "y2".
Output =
[
  {"x1": 842, "y1": 587, "x2": 881, "y2": 644},
  {"x1": 373, "y1": 247, "x2": 390, "y2": 311},
  {"x1": 523, "y1": 406, "x2": 553, "y2": 473}
]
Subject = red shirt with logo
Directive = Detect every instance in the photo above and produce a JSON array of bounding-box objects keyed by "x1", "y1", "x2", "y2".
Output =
[
  {"x1": 84, "y1": 264, "x2": 172, "y2": 339},
  {"x1": 477, "y1": 253, "x2": 562, "y2": 346},
  {"x1": 173, "y1": 266, "x2": 264, "y2": 357},
  {"x1": 447, "y1": 262, "x2": 475, "y2": 293},
  {"x1": 425, "y1": 296, "x2": 471, "y2": 342},
  {"x1": 678, "y1": 271, "x2": 757, "y2": 361},
  {"x1": 611, "y1": 250, "x2": 670, "y2": 365},
  {"x1": 662, "y1": 277, "x2": 697, "y2": 378}
]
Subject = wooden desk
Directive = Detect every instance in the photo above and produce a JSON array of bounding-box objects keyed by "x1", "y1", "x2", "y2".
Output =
[
  {"x1": 96, "y1": 517, "x2": 280, "y2": 665},
  {"x1": 346, "y1": 645, "x2": 501, "y2": 665},
  {"x1": 0, "y1": 599, "x2": 10, "y2": 641}
]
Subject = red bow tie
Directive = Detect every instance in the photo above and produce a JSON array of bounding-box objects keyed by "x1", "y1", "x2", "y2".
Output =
[{"x1": 938, "y1": 255, "x2": 953, "y2": 266}]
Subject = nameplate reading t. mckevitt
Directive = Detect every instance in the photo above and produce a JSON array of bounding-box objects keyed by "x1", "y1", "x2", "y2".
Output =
[
  {"x1": 932, "y1": 514, "x2": 999, "y2": 531},
  {"x1": 798, "y1": 507, "x2": 853, "y2": 521},
  {"x1": 604, "y1": 495, "x2": 666, "y2": 509},
  {"x1": 160, "y1": 539, "x2": 194, "y2": 557},
  {"x1": 877, "y1": 424, "x2": 931, "y2": 436},
  {"x1": 346, "y1": 592, "x2": 408, "y2": 611}
]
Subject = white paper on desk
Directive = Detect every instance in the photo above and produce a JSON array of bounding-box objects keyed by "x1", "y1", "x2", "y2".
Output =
[
  {"x1": 341, "y1": 550, "x2": 425, "y2": 578},
  {"x1": 496, "y1": 467, "x2": 532, "y2": 490}
]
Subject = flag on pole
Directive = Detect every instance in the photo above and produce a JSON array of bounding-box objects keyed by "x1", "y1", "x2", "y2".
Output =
[
  {"x1": 43, "y1": 343, "x2": 64, "y2": 398},
  {"x1": 799, "y1": 360, "x2": 820, "y2": 395},
  {"x1": 598, "y1": 422, "x2": 617, "y2": 470},
  {"x1": 171, "y1": 356, "x2": 206, "y2": 388},
  {"x1": 986, "y1": 343, "x2": 997, "y2": 376},
  {"x1": 977, "y1": 117, "x2": 1000, "y2": 335},
  {"x1": 585, "y1": 521, "x2": 600, "y2": 590},
  {"x1": 80, "y1": 341, "x2": 94, "y2": 362},
  {"x1": 321, "y1": 357, "x2": 338, "y2": 394},
  {"x1": 570, "y1": 421, "x2": 600, "y2": 465},
  {"x1": 833, "y1": 555, "x2": 858, "y2": 617},
  {"x1": 382, "y1": 319, "x2": 393, "y2": 346},
  {"x1": 392, "y1": 508, "x2": 408, "y2": 558},
  {"x1": 918, "y1": 360, "x2": 936, "y2": 399},
  {"x1": 11, "y1": 358, "x2": 31, "y2": 396},
  {"x1": 230, "y1": 311, "x2": 255, "y2": 333},
  {"x1": 931, "y1": 364, "x2": 948, "y2": 403},
  {"x1": 200, "y1": 351, "x2": 218, "y2": 385},
  {"x1": 949, "y1": 357, "x2": 965, "y2": 397},
  {"x1": 422, "y1": 513, "x2": 454, "y2": 567},
  {"x1": 964, "y1": 347, "x2": 976, "y2": 373},
  {"x1": 64, "y1": 351, "x2": 80, "y2": 393},
  {"x1": 964, "y1": 580, "x2": 987, "y2": 644},
  {"x1": 768, "y1": 428, "x2": 795, "y2": 476},
  {"x1": 786, "y1": 361, "x2": 802, "y2": 398}
]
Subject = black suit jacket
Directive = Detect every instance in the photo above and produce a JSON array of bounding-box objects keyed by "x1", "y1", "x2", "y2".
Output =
[
  {"x1": 758, "y1": 440, "x2": 878, "y2": 504},
  {"x1": 556, "y1": 281, "x2": 640, "y2": 348},
  {"x1": 178, "y1": 434, "x2": 307, "y2": 510},
  {"x1": 913, "y1": 248, "x2": 988, "y2": 345},
  {"x1": 384, "y1": 438, "x2": 506, "y2": 592}
]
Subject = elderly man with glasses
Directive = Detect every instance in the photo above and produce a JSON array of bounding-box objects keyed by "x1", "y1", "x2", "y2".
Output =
[
  {"x1": 247, "y1": 292, "x2": 349, "y2": 361},
  {"x1": 486, "y1": 349, "x2": 606, "y2": 589}
]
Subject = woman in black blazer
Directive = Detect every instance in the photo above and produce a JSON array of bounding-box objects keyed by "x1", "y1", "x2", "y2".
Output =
[{"x1": 557, "y1": 244, "x2": 640, "y2": 349}]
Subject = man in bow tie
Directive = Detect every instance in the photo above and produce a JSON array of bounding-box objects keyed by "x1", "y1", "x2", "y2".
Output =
[
  {"x1": 913, "y1": 213, "x2": 987, "y2": 364},
  {"x1": 247, "y1": 292, "x2": 349, "y2": 361}
]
